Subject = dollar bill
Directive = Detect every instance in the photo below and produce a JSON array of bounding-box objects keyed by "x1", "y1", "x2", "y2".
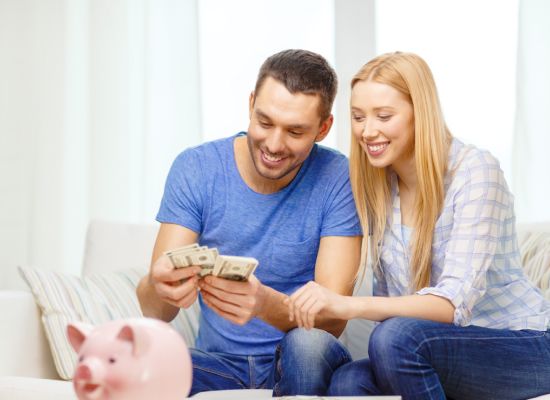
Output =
[
  {"x1": 212, "y1": 255, "x2": 258, "y2": 281},
  {"x1": 165, "y1": 245, "x2": 218, "y2": 277},
  {"x1": 164, "y1": 243, "x2": 258, "y2": 281}
]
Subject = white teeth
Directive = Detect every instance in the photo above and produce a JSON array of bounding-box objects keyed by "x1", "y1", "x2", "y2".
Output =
[
  {"x1": 368, "y1": 143, "x2": 388, "y2": 152},
  {"x1": 263, "y1": 152, "x2": 283, "y2": 162}
]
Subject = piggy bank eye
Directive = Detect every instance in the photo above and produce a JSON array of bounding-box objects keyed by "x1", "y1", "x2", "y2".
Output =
[
  {"x1": 109, "y1": 357, "x2": 116, "y2": 364},
  {"x1": 78, "y1": 355, "x2": 84, "y2": 362}
]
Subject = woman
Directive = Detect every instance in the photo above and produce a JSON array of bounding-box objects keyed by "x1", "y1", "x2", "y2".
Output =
[{"x1": 286, "y1": 52, "x2": 550, "y2": 399}]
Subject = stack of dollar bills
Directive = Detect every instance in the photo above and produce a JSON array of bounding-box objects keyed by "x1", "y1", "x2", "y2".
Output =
[{"x1": 164, "y1": 243, "x2": 258, "y2": 281}]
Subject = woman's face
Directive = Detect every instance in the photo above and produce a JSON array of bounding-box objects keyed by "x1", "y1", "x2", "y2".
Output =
[{"x1": 350, "y1": 80, "x2": 415, "y2": 170}]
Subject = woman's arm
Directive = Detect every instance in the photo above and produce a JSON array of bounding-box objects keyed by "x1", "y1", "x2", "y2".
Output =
[
  {"x1": 346, "y1": 293, "x2": 454, "y2": 323},
  {"x1": 286, "y1": 282, "x2": 454, "y2": 329}
]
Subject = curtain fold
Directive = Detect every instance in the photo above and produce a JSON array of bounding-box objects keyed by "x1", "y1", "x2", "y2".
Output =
[{"x1": 0, "y1": 0, "x2": 201, "y2": 282}]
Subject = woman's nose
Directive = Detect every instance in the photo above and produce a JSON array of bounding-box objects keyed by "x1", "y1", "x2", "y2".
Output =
[{"x1": 362, "y1": 120, "x2": 379, "y2": 140}]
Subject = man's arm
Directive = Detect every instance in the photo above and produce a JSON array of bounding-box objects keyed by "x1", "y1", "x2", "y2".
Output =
[
  {"x1": 137, "y1": 223, "x2": 201, "y2": 322},
  {"x1": 199, "y1": 235, "x2": 361, "y2": 337}
]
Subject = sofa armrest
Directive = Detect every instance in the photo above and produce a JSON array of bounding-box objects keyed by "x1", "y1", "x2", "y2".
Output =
[{"x1": 0, "y1": 290, "x2": 59, "y2": 379}]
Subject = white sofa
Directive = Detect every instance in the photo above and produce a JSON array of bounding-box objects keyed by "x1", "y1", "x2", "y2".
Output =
[{"x1": 1, "y1": 220, "x2": 549, "y2": 400}]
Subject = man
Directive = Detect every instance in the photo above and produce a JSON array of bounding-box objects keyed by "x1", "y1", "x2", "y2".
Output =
[{"x1": 137, "y1": 49, "x2": 362, "y2": 396}]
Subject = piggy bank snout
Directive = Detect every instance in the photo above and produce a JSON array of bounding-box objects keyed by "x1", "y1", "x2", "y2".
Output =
[
  {"x1": 74, "y1": 364, "x2": 92, "y2": 381},
  {"x1": 74, "y1": 357, "x2": 105, "y2": 383}
]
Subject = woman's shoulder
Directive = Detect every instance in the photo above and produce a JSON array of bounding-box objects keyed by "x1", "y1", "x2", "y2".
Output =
[
  {"x1": 449, "y1": 138, "x2": 501, "y2": 171},
  {"x1": 447, "y1": 138, "x2": 505, "y2": 186}
]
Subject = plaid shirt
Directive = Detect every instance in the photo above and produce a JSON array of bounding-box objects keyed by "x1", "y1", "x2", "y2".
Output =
[{"x1": 375, "y1": 139, "x2": 550, "y2": 330}]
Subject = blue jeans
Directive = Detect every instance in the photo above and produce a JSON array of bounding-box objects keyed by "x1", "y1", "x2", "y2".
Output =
[
  {"x1": 328, "y1": 317, "x2": 550, "y2": 400},
  {"x1": 190, "y1": 328, "x2": 351, "y2": 396}
]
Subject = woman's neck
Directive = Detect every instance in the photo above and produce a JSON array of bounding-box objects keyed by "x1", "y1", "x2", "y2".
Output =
[{"x1": 393, "y1": 160, "x2": 418, "y2": 227}]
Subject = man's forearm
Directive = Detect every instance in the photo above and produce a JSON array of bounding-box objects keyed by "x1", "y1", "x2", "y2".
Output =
[
  {"x1": 257, "y1": 285, "x2": 348, "y2": 337},
  {"x1": 136, "y1": 276, "x2": 179, "y2": 322}
]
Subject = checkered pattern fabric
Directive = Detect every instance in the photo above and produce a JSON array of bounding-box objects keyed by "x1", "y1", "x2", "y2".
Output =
[{"x1": 374, "y1": 139, "x2": 550, "y2": 330}]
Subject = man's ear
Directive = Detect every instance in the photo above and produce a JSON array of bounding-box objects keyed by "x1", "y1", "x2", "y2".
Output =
[
  {"x1": 315, "y1": 114, "x2": 334, "y2": 142},
  {"x1": 248, "y1": 91, "x2": 255, "y2": 119}
]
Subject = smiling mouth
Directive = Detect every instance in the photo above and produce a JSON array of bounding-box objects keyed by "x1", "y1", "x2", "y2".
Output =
[
  {"x1": 367, "y1": 143, "x2": 389, "y2": 152},
  {"x1": 261, "y1": 151, "x2": 286, "y2": 163}
]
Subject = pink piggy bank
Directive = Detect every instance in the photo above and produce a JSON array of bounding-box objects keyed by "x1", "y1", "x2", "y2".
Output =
[{"x1": 67, "y1": 318, "x2": 192, "y2": 400}]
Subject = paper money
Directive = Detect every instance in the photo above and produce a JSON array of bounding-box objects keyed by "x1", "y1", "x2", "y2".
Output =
[
  {"x1": 212, "y1": 255, "x2": 258, "y2": 281},
  {"x1": 165, "y1": 245, "x2": 218, "y2": 277},
  {"x1": 164, "y1": 244, "x2": 258, "y2": 281}
]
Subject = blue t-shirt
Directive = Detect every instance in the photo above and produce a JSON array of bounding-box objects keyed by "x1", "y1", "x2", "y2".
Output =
[{"x1": 157, "y1": 132, "x2": 362, "y2": 355}]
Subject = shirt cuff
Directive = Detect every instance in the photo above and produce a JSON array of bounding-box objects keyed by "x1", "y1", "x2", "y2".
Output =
[{"x1": 416, "y1": 286, "x2": 472, "y2": 326}]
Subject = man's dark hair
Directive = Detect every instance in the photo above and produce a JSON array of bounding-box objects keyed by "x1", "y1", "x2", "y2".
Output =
[{"x1": 254, "y1": 49, "x2": 338, "y2": 122}]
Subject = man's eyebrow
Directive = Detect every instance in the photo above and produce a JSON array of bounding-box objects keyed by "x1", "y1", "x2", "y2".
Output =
[
  {"x1": 286, "y1": 123, "x2": 311, "y2": 130},
  {"x1": 255, "y1": 109, "x2": 272, "y2": 121},
  {"x1": 255, "y1": 109, "x2": 311, "y2": 130}
]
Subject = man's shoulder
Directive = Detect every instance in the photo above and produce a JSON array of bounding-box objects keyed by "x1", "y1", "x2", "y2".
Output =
[
  {"x1": 174, "y1": 133, "x2": 237, "y2": 165},
  {"x1": 312, "y1": 144, "x2": 348, "y2": 166}
]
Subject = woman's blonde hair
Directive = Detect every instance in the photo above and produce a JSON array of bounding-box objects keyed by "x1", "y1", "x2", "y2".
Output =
[{"x1": 350, "y1": 52, "x2": 452, "y2": 291}]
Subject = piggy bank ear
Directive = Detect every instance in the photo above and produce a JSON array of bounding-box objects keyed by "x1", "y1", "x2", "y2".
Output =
[
  {"x1": 67, "y1": 322, "x2": 93, "y2": 353},
  {"x1": 117, "y1": 324, "x2": 150, "y2": 357}
]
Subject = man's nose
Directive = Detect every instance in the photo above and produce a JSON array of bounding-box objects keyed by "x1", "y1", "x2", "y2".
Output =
[{"x1": 264, "y1": 129, "x2": 285, "y2": 154}]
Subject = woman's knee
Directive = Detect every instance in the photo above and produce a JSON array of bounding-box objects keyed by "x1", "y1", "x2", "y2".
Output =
[{"x1": 368, "y1": 317, "x2": 431, "y2": 362}]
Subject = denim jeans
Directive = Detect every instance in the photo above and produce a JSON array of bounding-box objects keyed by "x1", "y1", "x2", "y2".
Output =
[
  {"x1": 328, "y1": 317, "x2": 550, "y2": 400},
  {"x1": 189, "y1": 328, "x2": 351, "y2": 396}
]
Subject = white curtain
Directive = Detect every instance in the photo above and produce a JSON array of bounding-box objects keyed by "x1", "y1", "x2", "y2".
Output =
[
  {"x1": 0, "y1": 0, "x2": 201, "y2": 286},
  {"x1": 513, "y1": 0, "x2": 550, "y2": 223}
]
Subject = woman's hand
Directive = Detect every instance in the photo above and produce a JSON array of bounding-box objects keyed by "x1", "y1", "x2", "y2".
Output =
[{"x1": 285, "y1": 281, "x2": 350, "y2": 330}]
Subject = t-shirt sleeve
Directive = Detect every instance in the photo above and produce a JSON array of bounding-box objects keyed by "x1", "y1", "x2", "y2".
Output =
[
  {"x1": 156, "y1": 149, "x2": 203, "y2": 233},
  {"x1": 320, "y1": 159, "x2": 362, "y2": 237}
]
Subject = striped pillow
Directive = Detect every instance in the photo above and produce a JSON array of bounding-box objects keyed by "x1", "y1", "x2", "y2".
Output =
[{"x1": 18, "y1": 266, "x2": 199, "y2": 380}]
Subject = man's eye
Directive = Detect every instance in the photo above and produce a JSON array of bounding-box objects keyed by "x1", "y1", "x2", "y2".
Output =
[
  {"x1": 289, "y1": 131, "x2": 302, "y2": 136},
  {"x1": 259, "y1": 121, "x2": 272, "y2": 128}
]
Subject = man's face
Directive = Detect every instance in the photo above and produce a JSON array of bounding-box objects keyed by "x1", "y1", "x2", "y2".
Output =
[{"x1": 247, "y1": 77, "x2": 332, "y2": 184}]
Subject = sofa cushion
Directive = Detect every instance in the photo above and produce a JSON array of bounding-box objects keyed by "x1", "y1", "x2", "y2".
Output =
[
  {"x1": 82, "y1": 219, "x2": 158, "y2": 276},
  {"x1": 0, "y1": 377, "x2": 75, "y2": 400},
  {"x1": 518, "y1": 228, "x2": 550, "y2": 300},
  {"x1": 18, "y1": 266, "x2": 199, "y2": 380}
]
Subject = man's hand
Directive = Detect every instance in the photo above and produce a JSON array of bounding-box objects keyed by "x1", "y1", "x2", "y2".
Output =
[
  {"x1": 198, "y1": 274, "x2": 267, "y2": 325},
  {"x1": 149, "y1": 254, "x2": 202, "y2": 309}
]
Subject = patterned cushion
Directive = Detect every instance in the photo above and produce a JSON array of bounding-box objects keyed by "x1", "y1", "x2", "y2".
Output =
[
  {"x1": 18, "y1": 266, "x2": 199, "y2": 380},
  {"x1": 518, "y1": 230, "x2": 550, "y2": 300}
]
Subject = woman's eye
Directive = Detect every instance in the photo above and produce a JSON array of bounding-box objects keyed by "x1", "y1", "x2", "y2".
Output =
[
  {"x1": 352, "y1": 115, "x2": 365, "y2": 122},
  {"x1": 378, "y1": 115, "x2": 391, "y2": 121}
]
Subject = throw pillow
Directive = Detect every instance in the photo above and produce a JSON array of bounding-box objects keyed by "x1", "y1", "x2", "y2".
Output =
[
  {"x1": 519, "y1": 230, "x2": 550, "y2": 300},
  {"x1": 18, "y1": 266, "x2": 199, "y2": 380}
]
